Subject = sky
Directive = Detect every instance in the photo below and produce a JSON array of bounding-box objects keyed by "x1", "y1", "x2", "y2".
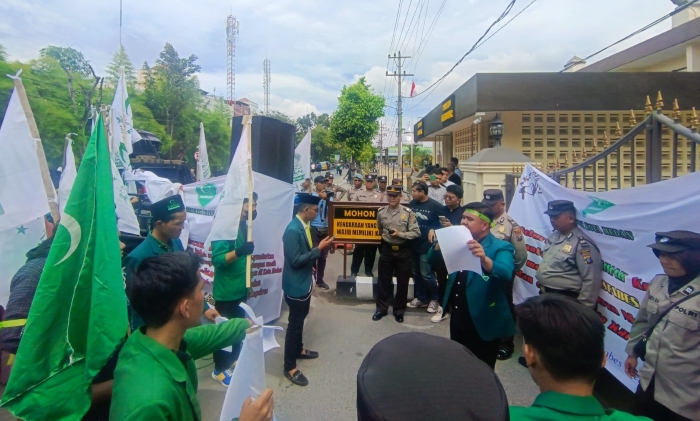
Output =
[{"x1": 0, "y1": 0, "x2": 678, "y2": 143}]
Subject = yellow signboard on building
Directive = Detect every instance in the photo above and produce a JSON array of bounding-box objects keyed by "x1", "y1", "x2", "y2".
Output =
[{"x1": 328, "y1": 203, "x2": 382, "y2": 244}]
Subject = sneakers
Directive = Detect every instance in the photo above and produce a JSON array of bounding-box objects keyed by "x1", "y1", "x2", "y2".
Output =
[
  {"x1": 431, "y1": 306, "x2": 449, "y2": 323},
  {"x1": 212, "y1": 368, "x2": 234, "y2": 387},
  {"x1": 427, "y1": 300, "x2": 440, "y2": 313},
  {"x1": 407, "y1": 298, "x2": 428, "y2": 308}
]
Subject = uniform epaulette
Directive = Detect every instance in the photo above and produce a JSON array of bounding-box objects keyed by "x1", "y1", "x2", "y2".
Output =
[
  {"x1": 402, "y1": 206, "x2": 413, "y2": 213},
  {"x1": 506, "y1": 215, "x2": 519, "y2": 226},
  {"x1": 578, "y1": 235, "x2": 600, "y2": 252},
  {"x1": 378, "y1": 205, "x2": 388, "y2": 211}
]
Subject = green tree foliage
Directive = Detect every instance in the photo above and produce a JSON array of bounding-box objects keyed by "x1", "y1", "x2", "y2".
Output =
[
  {"x1": 267, "y1": 110, "x2": 294, "y2": 126},
  {"x1": 143, "y1": 43, "x2": 202, "y2": 158},
  {"x1": 105, "y1": 45, "x2": 137, "y2": 88},
  {"x1": 0, "y1": 44, "x2": 8, "y2": 62},
  {"x1": 330, "y1": 77, "x2": 385, "y2": 164}
]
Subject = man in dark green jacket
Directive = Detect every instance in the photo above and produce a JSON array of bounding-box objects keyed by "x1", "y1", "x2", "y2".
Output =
[
  {"x1": 281, "y1": 194, "x2": 333, "y2": 386},
  {"x1": 111, "y1": 252, "x2": 274, "y2": 421},
  {"x1": 123, "y1": 195, "x2": 219, "y2": 331},
  {"x1": 510, "y1": 294, "x2": 650, "y2": 421},
  {"x1": 210, "y1": 192, "x2": 257, "y2": 387},
  {"x1": 435, "y1": 202, "x2": 515, "y2": 369}
]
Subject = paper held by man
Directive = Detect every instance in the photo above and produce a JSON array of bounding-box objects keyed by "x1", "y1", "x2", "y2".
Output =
[{"x1": 435, "y1": 225, "x2": 482, "y2": 275}]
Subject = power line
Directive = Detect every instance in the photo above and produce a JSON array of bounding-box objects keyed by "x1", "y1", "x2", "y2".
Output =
[
  {"x1": 411, "y1": 0, "x2": 517, "y2": 99},
  {"x1": 561, "y1": 0, "x2": 700, "y2": 72}
]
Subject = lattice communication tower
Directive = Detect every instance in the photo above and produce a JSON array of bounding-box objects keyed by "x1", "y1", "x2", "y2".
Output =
[
  {"x1": 226, "y1": 15, "x2": 240, "y2": 111},
  {"x1": 263, "y1": 58, "x2": 271, "y2": 115}
]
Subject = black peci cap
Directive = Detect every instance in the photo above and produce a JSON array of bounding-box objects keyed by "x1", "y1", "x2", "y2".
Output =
[
  {"x1": 648, "y1": 230, "x2": 700, "y2": 254},
  {"x1": 296, "y1": 194, "x2": 321, "y2": 205},
  {"x1": 482, "y1": 189, "x2": 504, "y2": 205},
  {"x1": 543, "y1": 200, "x2": 577, "y2": 216},
  {"x1": 357, "y1": 332, "x2": 509, "y2": 421},
  {"x1": 150, "y1": 195, "x2": 185, "y2": 222}
]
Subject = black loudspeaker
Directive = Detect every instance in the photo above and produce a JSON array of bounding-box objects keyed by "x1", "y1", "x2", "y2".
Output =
[{"x1": 230, "y1": 116, "x2": 295, "y2": 184}]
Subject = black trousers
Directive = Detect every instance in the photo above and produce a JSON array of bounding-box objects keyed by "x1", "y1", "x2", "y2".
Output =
[
  {"x1": 499, "y1": 280, "x2": 516, "y2": 352},
  {"x1": 634, "y1": 376, "x2": 693, "y2": 421},
  {"x1": 376, "y1": 246, "x2": 412, "y2": 316},
  {"x1": 284, "y1": 293, "x2": 311, "y2": 371},
  {"x1": 433, "y1": 257, "x2": 449, "y2": 315},
  {"x1": 450, "y1": 315, "x2": 500, "y2": 369},
  {"x1": 351, "y1": 244, "x2": 378, "y2": 274},
  {"x1": 213, "y1": 299, "x2": 247, "y2": 371},
  {"x1": 311, "y1": 227, "x2": 330, "y2": 283}
]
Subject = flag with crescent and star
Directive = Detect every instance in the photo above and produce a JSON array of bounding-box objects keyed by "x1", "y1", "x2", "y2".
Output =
[{"x1": 1, "y1": 114, "x2": 127, "y2": 420}]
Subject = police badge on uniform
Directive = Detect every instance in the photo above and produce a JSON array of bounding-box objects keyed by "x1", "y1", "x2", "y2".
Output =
[
  {"x1": 498, "y1": 226, "x2": 505, "y2": 233},
  {"x1": 563, "y1": 244, "x2": 572, "y2": 253}
]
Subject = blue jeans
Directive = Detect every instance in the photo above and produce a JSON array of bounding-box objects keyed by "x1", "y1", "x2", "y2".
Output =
[{"x1": 412, "y1": 252, "x2": 438, "y2": 303}]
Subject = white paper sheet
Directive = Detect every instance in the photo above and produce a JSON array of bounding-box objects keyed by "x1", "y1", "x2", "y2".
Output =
[{"x1": 434, "y1": 225, "x2": 482, "y2": 275}]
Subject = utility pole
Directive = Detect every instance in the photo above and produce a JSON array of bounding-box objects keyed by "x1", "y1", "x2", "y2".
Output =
[{"x1": 387, "y1": 52, "x2": 413, "y2": 182}]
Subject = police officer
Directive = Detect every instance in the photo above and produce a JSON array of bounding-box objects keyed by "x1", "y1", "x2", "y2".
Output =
[
  {"x1": 346, "y1": 173, "x2": 363, "y2": 201},
  {"x1": 482, "y1": 189, "x2": 527, "y2": 361},
  {"x1": 350, "y1": 174, "x2": 380, "y2": 277},
  {"x1": 536, "y1": 200, "x2": 602, "y2": 307},
  {"x1": 325, "y1": 173, "x2": 347, "y2": 201},
  {"x1": 373, "y1": 184, "x2": 420, "y2": 323},
  {"x1": 352, "y1": 174, "x2": 380, "y2": 202},
  {"x1": 376, "y1": 175, "x2": 389, "y2": 202},
  {"x1": 391, "y1": 178, "x2": 412, "y2": 203},
  {"x1": 625, "y1": 231, "x2": 700, "y2": 421}
]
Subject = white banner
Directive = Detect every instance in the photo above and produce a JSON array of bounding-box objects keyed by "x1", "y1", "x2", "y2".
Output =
[
  {"x1": 293, "y1": 130, "x2": 311, "y2": 191},
  {"x1": 196, "y1": 122, "x2": 212, "y2": 181},
  {"x1": 509, "y1": 164, "x2": 700, "y2": 390},
  {"x1": 58, "y1": 138, "x2": 77, "y2": 216},
  {"x1": 183, "y1": 173, "x2": 294, "y2": 323},
  {"x1": 110, "y1": 68, "x2": 141, "y2": 168}
]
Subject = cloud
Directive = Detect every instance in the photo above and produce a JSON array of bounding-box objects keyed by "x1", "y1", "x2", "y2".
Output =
[{"x1": 0, "y1": 0, "x2": 676, "y2": 126}]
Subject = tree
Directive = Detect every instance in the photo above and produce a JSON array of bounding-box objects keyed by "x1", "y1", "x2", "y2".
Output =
[
  {"x1": 267, "y1": 110, "x2": 294, "y2": 126},
  {"x1": 330, "y1": 77, "x2": 385, "y2": 165},
  {"x1": 143, "y1": 43, "x2": 202, "y2": 158},
  {"x1": 0, "y1": 44, "x2": 7, "y2": 62},
  {"x1": 39, "y1": 46, "x2": 103, "y2": 131},
  {"x1": 105, "y1": 45, "x2": 137, "y2": 88},
  {"x1": 296, "y1": 112, "x2": 331, "y2": 142},
  {"x1": 309, "y1": 126, "x2": 342, "y2": 162}
]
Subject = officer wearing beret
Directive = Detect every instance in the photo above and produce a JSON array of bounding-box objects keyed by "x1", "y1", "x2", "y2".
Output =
[
  {"x1": 483, "y1": 189, "x2": 527, "y2": 361},
  {"x1": 373, "y1": 184, "x2": 420, "y2": 323},
  {"x1": 123, "y1": 195, "x2": 220, "y2": 332},
  {"x1": 536, "y1": 200, "x2": 602, "y2": 307},
  {"x1": 625, "y1": 231, "x2": 700, "y2": 421},
  {"x1": 346, "y1": 173, "x2": 364, "y2": 201}
]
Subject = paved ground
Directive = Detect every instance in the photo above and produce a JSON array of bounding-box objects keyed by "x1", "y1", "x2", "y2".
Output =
[{"x1": 196, "y1": 251, "x2": 539, "y2": 421}]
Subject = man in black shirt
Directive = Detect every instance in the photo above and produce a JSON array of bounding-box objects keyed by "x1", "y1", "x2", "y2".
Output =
[
  {"x1": 447, "y1": 163, "x2": 462, "y2": 186},
  {"x1": 430, "y1": 184, "x2": 464, "y2": 323},
  {"x1": 407, "y1": 181, "x2": 443, "y2": 315}
]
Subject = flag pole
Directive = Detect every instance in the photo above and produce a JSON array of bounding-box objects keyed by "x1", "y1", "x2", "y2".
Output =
[
  {"x1": 244, "y1": 115, "x2": 254, "y2": 289},
  {"x1": 10, "y1": 74, "x2": 60, "y2": 223},
  {"x1": 120, "y1": 67, "x2": 128, "y2": 151}
]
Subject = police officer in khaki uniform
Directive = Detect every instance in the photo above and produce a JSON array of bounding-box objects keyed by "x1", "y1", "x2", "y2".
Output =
[
  {"x1": 324, "y1": 173, "x2": 347, "y2": 201},
  {"x1": 482, "y1": 189, "x2": 527, "y2": 361},
  {"x1": 625, "y1": 231, "x2": 700, "y2": 421},
  {"x1": 351, "y1": 174, "x2": 381, "y2": 277},
  {"x1": 535, "y1": 200, "x2": 602, "y2": 307},
  {"x1": 391, "y1": 178, "x2": 411, "y2": 203},
  {"x1": 346, "y1": 173, "x2": 363, "y2": 201},
  {"x1": 373, "y1": 183, "x2": 421, "y2": 323},
  {"x1": 376, "y1": 175, "x2": 389, "y2": 202}
]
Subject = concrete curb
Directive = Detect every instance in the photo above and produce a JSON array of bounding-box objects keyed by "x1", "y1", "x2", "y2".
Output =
[{"x1": 336, "y1": 275, "x2": 415, "y2": 300}]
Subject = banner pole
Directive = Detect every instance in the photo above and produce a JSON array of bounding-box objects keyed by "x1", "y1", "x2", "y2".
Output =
[{"x1": 244, "y1": 115, "x2": 254, "y2": 289}]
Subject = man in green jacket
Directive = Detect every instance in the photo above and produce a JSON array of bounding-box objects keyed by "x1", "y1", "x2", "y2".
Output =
[
  {"x1": 510, "y1": 294, "x2": 650, "y2": 421},
  {"x1": 210, "y1": 192, "x2": 257, "y2": 387},
  {"x1": 123, "y1": 195, "x2": 219, "y2": 331},
  {"x1": 111, "y1": 252, "x2": 274, "y2": 421},
  {"x1": 436, "y1": 202, "x2": 515, "y2": 369}
]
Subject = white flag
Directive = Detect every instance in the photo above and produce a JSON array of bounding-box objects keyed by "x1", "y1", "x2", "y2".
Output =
[
  {"x1": 219, "y1": 304, "x2": 278, "y2": 421},
  {"x1": 293, "y1": 130, "x2": 311, "y2": 191},
  {"x1": 111, "y1": 67, "x2": 141, "y2": 169},
  {"x1": 111, "y1": 155, "x2": 141, "y2": 235},
  {"x1": 123, "y1": 169, "x2": 182, "y2": 204},
  {"x1": 57, "y1": 138, "x2": 77, "y2": 215},
  {"x1": 0, "y1": 86, "x2": 49, "y2": 306},
  {"x1": 197, "y1": 122, "x2": 212, "y2": 181},
  {"x1": 206, "y1": 116, "x2": 253, "y2": 247}
]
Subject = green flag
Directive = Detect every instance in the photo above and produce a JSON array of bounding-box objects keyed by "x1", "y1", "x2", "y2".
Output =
[{"x1": 1, "y1": 115, "x2": 128, "y2": 420}]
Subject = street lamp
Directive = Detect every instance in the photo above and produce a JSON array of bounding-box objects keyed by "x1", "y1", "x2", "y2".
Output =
[{"x1": 489, "y1": 113, "x2": 504, "y2": 148}]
